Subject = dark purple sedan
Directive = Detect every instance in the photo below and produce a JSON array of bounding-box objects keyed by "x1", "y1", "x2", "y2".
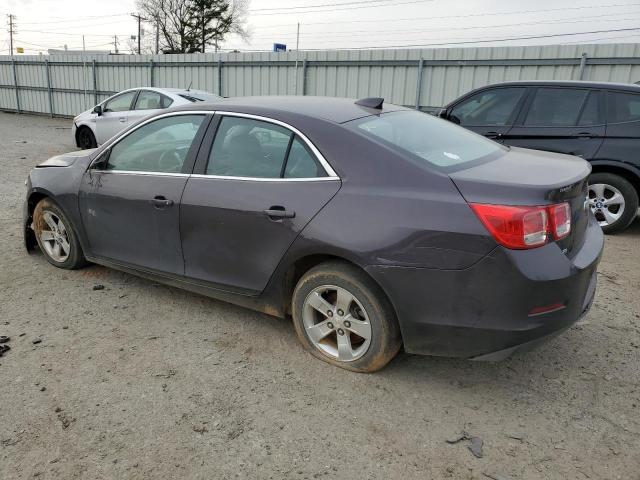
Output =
[{"x1": 23, "y1": 96, "x2": 603, "y2": 372}]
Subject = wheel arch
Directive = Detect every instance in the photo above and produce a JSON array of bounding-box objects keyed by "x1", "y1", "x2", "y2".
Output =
[
  {"x1": 589, "y1": 160, "x2": 640, "y2": 194},
  {"x1": 24, "y1": 189, "x2": 55, "y2": 251},
  {"x1": 279, "y1": 253, "x2": 400, "y2": 326}
]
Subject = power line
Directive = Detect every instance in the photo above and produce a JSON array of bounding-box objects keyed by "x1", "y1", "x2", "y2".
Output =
[
  {"x1": 251, "y1": 0, "x2": 433, "y2": 16},
  {"x1": 249, "y1": 0, "x2": 426, "y2": 12},
  {"x1": 19, "y1": 13, "x2": 129, "y2": 25},
  {"x1": 242, "y1": 14, "x2": 640, "y2": 41},
  {"x1": 250, "y1": 2, "x2": 640, "y2": 28},
  {"x1": 296, "y1": 26, "x2": 640, "y2": 50}
]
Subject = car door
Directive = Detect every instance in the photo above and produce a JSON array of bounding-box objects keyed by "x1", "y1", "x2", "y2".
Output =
[
  {"x1": 504, "y1": 87, "x2": 606, "y2": 159},
  {"x1": 127, "y1": 90, "x2": 174, "y2": 126},
  {"x1": 79, "y1": 113, "x2": 210, "y2": 275},
  {"x1": 180, "y1": 113, "x2": 341, "y2": 295},
  {"x1": 96, "y1": 90, "x2": 138, "y2": 144},
  {"x1": 597, "y1": 90, "x2": 640, "y2": 166},
  {"x1": 446, "y1": 86, "x2": 528, "y2": 141}
]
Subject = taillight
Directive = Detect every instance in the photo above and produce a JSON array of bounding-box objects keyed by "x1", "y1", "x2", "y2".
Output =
[
  {"x1": 470, "y1": 202, "x2": 571, "y2": 250},
  {"x1": 548, "y1": 202, "x2": 571, "y2": 239}
]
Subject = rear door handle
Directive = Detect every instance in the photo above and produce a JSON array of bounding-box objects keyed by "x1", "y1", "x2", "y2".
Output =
[
  {"x1": 150, "y1": 196, "x2": 174, "y2": 208},
  {"x1": 263, "y1": 206, "x2": 295, "y2": 219},
  {"x1": 576, "y1": 132, "x2": 593, "y2": 138}
]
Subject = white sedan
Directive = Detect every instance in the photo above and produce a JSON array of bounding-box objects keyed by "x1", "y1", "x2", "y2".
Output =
[{"x1": 72, "y1": 87, "x2": 221, "y2": 149}]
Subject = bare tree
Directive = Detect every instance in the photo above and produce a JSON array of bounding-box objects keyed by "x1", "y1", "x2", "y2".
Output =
[{"x1": 135, "y1": 0, "x2": 249, "y2": 54}]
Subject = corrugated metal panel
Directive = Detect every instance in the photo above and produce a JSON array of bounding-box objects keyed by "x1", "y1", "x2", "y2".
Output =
[{"x1": 2, "y1": 43, "x2": 640, "y2": 117}]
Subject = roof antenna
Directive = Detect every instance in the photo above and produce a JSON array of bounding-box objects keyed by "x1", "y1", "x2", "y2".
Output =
[
  {"x1": 355, "y1": 97, "x2": 384, "y2": 109},
  {"x1": 187, "y1": 80, "x2": 192, "y2": 91}
]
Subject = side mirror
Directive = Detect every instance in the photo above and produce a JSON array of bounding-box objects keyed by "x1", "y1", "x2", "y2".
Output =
[
  {"x1": 437, "y1": 108, "x2": 448, "y2": 119},
  {"x1": 93, "y1": 105, "x2": 102, "y2": 116}
]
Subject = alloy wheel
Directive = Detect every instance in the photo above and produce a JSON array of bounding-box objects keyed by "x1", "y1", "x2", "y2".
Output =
[
  {"x1": 39, "y1": 211, "x2": 71, "y2": 262},
  {"x1": 302, "y1": 285, "x2": 372, "y2": 362},
  {"x1": 588, "y1": 183, "x2": 626, "y2": 227}
]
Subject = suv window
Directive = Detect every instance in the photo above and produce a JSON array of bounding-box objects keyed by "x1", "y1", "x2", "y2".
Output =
[
  {"x1": 524, "y1": 88, "x2": 591, "y2": 126},
  {"x1": 577, "y1": 91, "x2": 602, "y2": 126},
  {"x1": 607, "y1": 91, "x2": 640, "y2": 124},
  {"x1": 103, "y1": 91, "x2": 137, "y2": 112},
  {"x1": 106, "y1": 115, "x2": 204, "y2": 173},
  {"x1": 206, "y1": 116, "x2": 326, "y2": 179},
  {"x1": 449, "y1": 88, "x2": 525, "y2": 126},
  {"x1": 135, "y1": 90, "x2": 172, "y2": 110}
]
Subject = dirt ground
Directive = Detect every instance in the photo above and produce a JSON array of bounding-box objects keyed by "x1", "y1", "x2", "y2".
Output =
[{"x1": 0, "y1": 112, "x2": 639, "y2": 480}]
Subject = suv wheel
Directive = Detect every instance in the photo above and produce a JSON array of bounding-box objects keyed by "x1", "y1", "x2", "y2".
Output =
[{"x1": 588, "y1": 173, "x2": 639, "y2": 234}]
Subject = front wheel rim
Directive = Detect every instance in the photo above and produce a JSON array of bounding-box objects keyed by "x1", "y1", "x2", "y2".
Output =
[
  {"x1": 588, "y1": 183, "x2": 625, "y2": 227},
  {"x1": 39, "y1": 211, "x2": 71, "y2": 262},
  {"x1": 302, "y1": 285, "x2": 372, "y2": 362}
]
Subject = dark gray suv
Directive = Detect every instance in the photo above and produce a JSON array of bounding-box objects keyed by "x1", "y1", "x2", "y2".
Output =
[{"x1": 439, "y1": 81, "x2": 640, "y2": 233}]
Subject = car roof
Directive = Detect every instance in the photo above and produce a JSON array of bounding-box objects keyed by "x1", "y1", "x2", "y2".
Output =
[
  {"x1": 169, "y1": 95, "x2": 409, "y2": 124},
  {"x1": 475, "y1": 80, "x2": 640, "y2": 91}
]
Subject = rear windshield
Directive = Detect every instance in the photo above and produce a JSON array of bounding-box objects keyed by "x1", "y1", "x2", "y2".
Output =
[{"x1": 346, "y1": 110, "x2": 506, "y2": 171}]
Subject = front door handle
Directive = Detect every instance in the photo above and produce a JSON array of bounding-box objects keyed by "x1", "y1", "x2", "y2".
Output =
[
  {"x1": 263, "y1": 206, "x2": 295, "y2": 219},
  {"x1": 119, "y1": 117, "x2": 127, "y2": 123},
  {"x1": 485, "y1": 131, "x2": 503, "y2": 139},
  {"x1": 150, "y1": 196, "x2": 174, "y2": 208},
  {"x1": 576, "y1": 132, "x2": 593, "y2": 138}
]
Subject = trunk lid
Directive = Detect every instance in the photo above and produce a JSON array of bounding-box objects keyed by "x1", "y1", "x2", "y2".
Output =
[{"x1": 449, "y1": 147, "x2": 591, "y2": 256}]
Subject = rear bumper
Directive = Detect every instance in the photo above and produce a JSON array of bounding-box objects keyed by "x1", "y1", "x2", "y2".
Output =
[{"x1": 366, "y1": 215, "x2": 604, "y2": 359}]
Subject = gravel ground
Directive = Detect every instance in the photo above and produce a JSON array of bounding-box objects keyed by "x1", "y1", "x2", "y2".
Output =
[{"x1": 0, "y1": 112, "x2": 639, "y2": 480}]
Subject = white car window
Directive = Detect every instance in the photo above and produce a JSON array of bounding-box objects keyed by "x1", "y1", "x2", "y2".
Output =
[{"x1": 103, "y1": 91, "x2": 137, "y2": 113}]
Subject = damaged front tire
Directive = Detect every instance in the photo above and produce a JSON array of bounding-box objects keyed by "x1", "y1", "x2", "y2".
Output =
[{"x1": 33, "y1": 198, "x2": 87, "y2": 269}]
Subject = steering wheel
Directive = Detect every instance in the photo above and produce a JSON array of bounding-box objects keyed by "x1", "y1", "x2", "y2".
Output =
[{"x1": 157, "y1": 150, "x2": 182, "y2": 172}]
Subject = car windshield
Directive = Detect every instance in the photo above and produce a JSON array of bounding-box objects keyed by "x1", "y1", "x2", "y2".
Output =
[{"x1": 346, "y1": 110, "x2": 506, "y2": 170}]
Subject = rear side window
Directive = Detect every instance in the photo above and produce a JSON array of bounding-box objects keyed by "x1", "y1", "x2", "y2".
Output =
[
  {"x1": 206, "y1": 116, "x2": 326, "y2": 179},
  {"x1": 607, "y1": 91, "x2": 640, "y2": 123},
  {"x1": 449, "y1": 88, "x2": 525, "y2": 126},
  {"x1": 347, "y1": 110, "x2": 505, "y2": 170},
  {"x1": 524, "y1": 88, "x2": 591, "y2": 126},
  {"x1": 135, "y1": 90, "x2": 173, "y2": 110}
]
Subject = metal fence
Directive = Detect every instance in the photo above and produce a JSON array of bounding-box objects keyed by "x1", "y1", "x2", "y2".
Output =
[{"x1": 2, "y1": 42, "x2": 640, "y2": 118}]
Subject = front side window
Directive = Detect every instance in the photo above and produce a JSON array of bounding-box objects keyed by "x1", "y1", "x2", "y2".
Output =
[
  {"x1": 105, "y1": 115, "x2": 204, "y2": 173},
  {"x1": 206, "y1": 116, "x2": 326, "y2": 178},
  {"x1": 449, "y1": 88, "x2": 525, "y2": 126},
  {"x1": 135, "y1": 90, "x2": 172, "y2": 110},
  {"x1": 103, "y1": 91, "x2": 137, "y2": 113},
  {"x1": 524, "y1": 88, "x2": 590, "y2": 126},
  {"x1": 346, "y1": 110, "x2": 505, "y2": 170},
  {"x1": 607, "y1": 91, "x2": 640, "y2": 124}
]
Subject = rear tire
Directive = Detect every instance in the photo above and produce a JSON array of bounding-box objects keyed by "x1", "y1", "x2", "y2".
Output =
[
  {"x1": 291, "y1": 261, "x2": 402, "y2": 373},
  {"x1": 588, "y1": 173, "x2": 638, "y2": 234},
  {"x1": 33, "y1": 198, "x2": 87, "y2": 270},
  {"x1": 77, "y1": 126, "x2": 97, "y2": 149}
]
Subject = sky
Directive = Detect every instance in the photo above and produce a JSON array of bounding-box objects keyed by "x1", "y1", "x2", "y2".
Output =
[{"x1": 2, "y1": 0, "x2": 640, "y2": 55}]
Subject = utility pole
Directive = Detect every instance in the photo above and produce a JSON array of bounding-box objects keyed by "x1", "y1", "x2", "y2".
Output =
[
  {"x1": 82, "y1": 35, "x2": 86, "y2": 51},
  {"x1": 293, "y1": 23, "x2": 300, "y2": 95},
  {"x1": 131, "y1": 13, "x2": 147, "y2": 54},
  {"x1": 7, "y1": 14, "x2": 15, "y2": 56},
  {"x1": 113, "y1": 35, "x2": 119, "y2": 54}
]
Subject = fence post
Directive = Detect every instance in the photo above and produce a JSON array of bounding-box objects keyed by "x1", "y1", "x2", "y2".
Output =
[
  {"x1": 301, "y1": 59, "x2": 308, "y2": 96},
  {"x1": 92, "y1": 59, "x2": 98, "y2": 105},
  {"x1": 415, "y1": 57, "x2": 424, "y2": 110},
  {"x1": 578, "y1": 53, "x2": 588, "y2": 80},
  {"x1": 149, "y1": 59, "x2": 155, "y2": 87},
  {"x1": 11, "y1": 58, "x2": 21, "y2": 114},
  {"x1": 44, "y1": 59, "x2": 54, "y2": 117},
  {"x1": 217, "y1": 59, "x2": 223, "y2": 96}
]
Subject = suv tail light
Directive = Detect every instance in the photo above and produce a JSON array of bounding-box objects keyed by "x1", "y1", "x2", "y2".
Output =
[{"x1": 470, "y1": 202, "x2": 571, "y2": 250}]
